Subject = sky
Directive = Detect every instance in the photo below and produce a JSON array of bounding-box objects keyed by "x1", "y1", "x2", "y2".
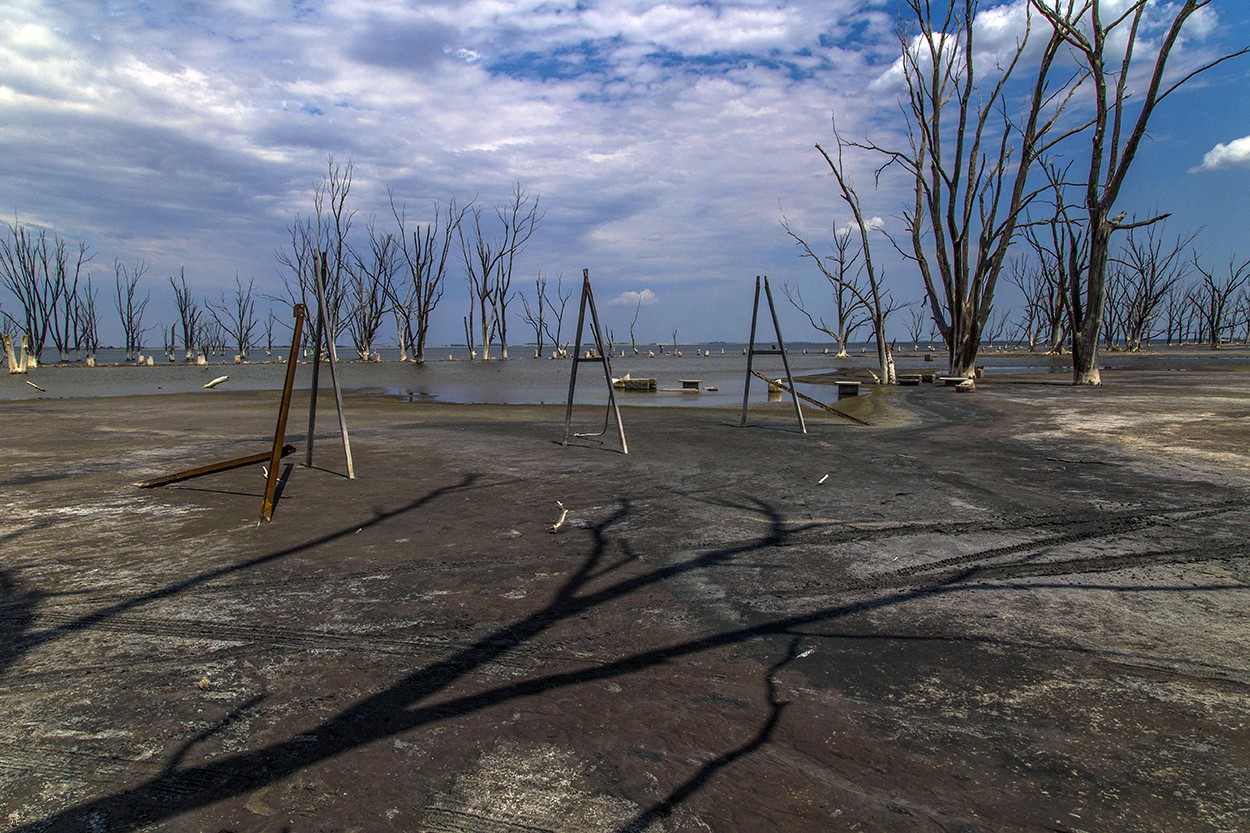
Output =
[{"x1": 2, "y1": 0, "x2": 1248, "y2": 348}]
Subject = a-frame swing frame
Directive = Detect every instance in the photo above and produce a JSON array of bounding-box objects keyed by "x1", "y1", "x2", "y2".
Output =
[
  {"x1": 561, "y1": 268, "x2": 629, "y2": 454},
  {"x1": 740, "y1": 275, "x2": 806, "y2": 434}
]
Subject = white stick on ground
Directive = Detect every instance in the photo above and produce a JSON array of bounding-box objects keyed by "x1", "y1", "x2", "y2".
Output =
[
  {"x1": 549, "y1": 501, "x2": 569, "y2": 533},
  {"x1": 203, "y1": 376, "x2": 229, "y2": 389}
]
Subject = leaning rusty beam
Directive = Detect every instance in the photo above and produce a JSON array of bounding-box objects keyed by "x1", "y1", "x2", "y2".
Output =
[
  {"x1": 261, "y1": 303, "x2": 306, "y2": 523},
  {"x1": 133, "y1": 444, "x2": 296, "y2": 489},
  {"x1": 749, "y1": 369, "x2": 870, "y2": 426}
]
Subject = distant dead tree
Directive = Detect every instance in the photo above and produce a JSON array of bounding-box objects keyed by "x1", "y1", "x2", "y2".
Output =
[
  {"x1": 170, "y1": 269, "x2": 202, "y2": 362},
  {"x1": 459, "y1": 183, "x2": 542, "y2": 360},
  {"x1": 114, "y1": 259, "x2": 150, "y2": 361},
  {"x1": 543, "y1": 272, "x2": 572, "y2": 357},
  {"x1": 1192, "y1": 253, "x2": 1250, "y2": 349},
  {"x1": 276, "y1": 156, "x2": 355, "y2": 351},
  {"x1": 209, "y1": 275, "x2": 258, "y2": 360},
  {"x1": 76, "y1": 275, "x2": 102, "y2": 361},
  {"x1": 389, "y1": 192, "x2": 467, "y2": 363},
  {"x1": 780, "y1": 220, "x2": 868, "y2": 358},
  {"x1": 0, "y1": 218, "x2": 55, "y2": 362},
  {"x1": 346, "y1": 220, "x2": 396, "y2": 360},
  {"x1": 45, "y1": 236, "x2": 91, "y2": 363},
  {"x1": 796, "y1": 133, "x2": 901, "y2": 383},
  {"x1": 904, "y1": 303, "x2": 929, "y2": 352},
  {"x1": 628, "y1": 298, "x2": 642, "y2": 354},
  {"x1": 1110, "y1": 223, "x2": 1194, "y2": 351},
  {"x1": 520, "y1": 273, "x2": 549, "y2": 358},
  {"x1": 1030, "y1": 0, "x2": 1248, "y2": 383}
]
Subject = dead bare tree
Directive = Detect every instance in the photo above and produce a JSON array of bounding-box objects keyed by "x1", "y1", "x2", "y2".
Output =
[
  {"x1": 520, "y1": 273, "x2": 549, "y2": 358},
  {"x1": 543, "y1": 272, "x2": 572, "y2": 357},
  {"x1": 114, "y1": 259, "x2": 150, "y2": 361},
  {"x1": 1031, "y1": 0, "x2": 1248, "y2": 383},
  {"x1": 805, "y1": 135, "x2": 898, "y2": 383},
  {"x1": 491, "y1": 183, "x2": 542, "y2": 360},
  {"x1": 780, "y1": 220, "x2": 869, "y2": 357},
  {"x1": 628, "y1": 298, "x2": 642, "y2": 354},
  {"x1": 459, "y1": 184, "x2": 542, "y2": 360},
  {"x1": 208, "y1": 275, "x2": 258, "y2": 360},
  {"x1": 389, "y1": 192, "x2": 467, "y2": 363},
  {"x1": 0, "y1": 218, "x2": 58, "y2": 363},
  {"x1": 170, "y1": 269, "x2": 202, "y2": 362},
  {"x1": 1112, "y1": 223, "x2": 1194, "y2": 351},
  {"x1": 880, "y1": 0, "x2": 1077, "y2": 378},
  {"x1": 76, "y1": 275, "x2": 101, "y2": 361},
  {"x1": 1192, "y1": 253, "x2": 1250, "y2": 349},
  {"x1": 276, "y1": 156, "x2": 355, "y2": 351},
  {"x1": 46, "y1": 237, "x2": 91, "y2": 363},
  {"x1": 346, "y1": 221, "x2": 396, "y2": 360}
]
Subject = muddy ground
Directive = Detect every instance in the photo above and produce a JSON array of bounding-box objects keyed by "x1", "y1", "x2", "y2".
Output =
[{"x1": 1, "y1": 369, "x2": 1248, "y2": 832}]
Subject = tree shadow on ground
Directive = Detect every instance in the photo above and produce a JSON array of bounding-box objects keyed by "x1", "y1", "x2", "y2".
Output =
[{"x1": 11, "y1": 483, "x2": 1250, "y2": 831}]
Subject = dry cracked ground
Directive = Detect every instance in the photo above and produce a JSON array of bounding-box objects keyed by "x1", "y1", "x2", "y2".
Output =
[{"x1": 1, "y1": 368, "x2": 1247, "y2": 832}]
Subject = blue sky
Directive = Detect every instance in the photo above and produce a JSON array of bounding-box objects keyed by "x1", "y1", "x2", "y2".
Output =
[{"x1": 1, "y1": 0, "x2": 1248, "y2": 347}]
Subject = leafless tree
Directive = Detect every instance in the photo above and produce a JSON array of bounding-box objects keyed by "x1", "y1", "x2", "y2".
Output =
[
  {"x1": 276, "y1": 156, "x2": 355, "y2": 350},
  {"x1": 877, "y1": 0, "x2": 1077, "y2": 378},
  {"x1": 389, "y1": 192, "x2": 468, "y2": 363},
  {"x1": 492, "y1": 183, "x2": 542, "y2": 360},
  {"x1": 459, "y1": 184, "x2": 542, "y2": 360},
  {"x1": 208, "y1": 275, "x2": 258, "y2": 359},
  {"x1": 114, "y1": 259, "x2": 150, "y2": 361},
  {"x1": 345, "y1": 220, "x2": 396, "y2": 360},
  {"x1": 46, "y1": 236, "x2": 91, "y2": 363},
  {"x1": 262, "y1": 310, "x2": 276, "y2": 356},
  {"x1": 543, "y1": 272, "x2": 573, "y2": 357},
  {"x1": 170, "y1": 269, "x2": 202, "y2": 362},
  {"x1": 904, "y1": 303, "x2": 929, "y2": 352},
  {"x1": 627, "y1": 298, "x2": 642, "y2": 354},
  {"x1": 801, "y1": 133, "x2": 899, "y2": 383},
  {"x1": 74, "y1": 275, "x2": 101, "y2": 361},
  {"x1": 520, "y1": 273, "x2": 549, "y2": 358},
  {"x1": 1110, "y1": 223, "x2": 1194, "y2": 351},
  {"x1": 0, "y1": 219, "x2": 57, "y2": 362},
  {"x1": 780, "y1": 220, "x2": 868, "y2": 357},
  {"x1": 1031, "y1": 0, "x2": 1247, "y2": 383},
  {"x1": 1192, "y1": 254, "x2": 1250, "y2": 349}
]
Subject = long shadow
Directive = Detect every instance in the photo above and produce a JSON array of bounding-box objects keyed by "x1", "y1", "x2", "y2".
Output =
[
  {"x1": 15, "y1": 496, "x2": 857, "y2": 830},
  {"x1": 5, "y1": 474, "x2": 482, "y2": 668},
  {"x1": 614, "y1": 637, "x2": 802, "y2": 832},
  {"x1": 0, "y1": 569, "x2": 42, "y2": 679},
  {"x1": 14, "y1": 490, "x2": 1250, "y2": 830}
]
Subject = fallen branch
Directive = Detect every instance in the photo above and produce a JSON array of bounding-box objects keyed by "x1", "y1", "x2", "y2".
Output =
[{"x1": 203, "y1": 375, "x2": 229, "y2": 389}]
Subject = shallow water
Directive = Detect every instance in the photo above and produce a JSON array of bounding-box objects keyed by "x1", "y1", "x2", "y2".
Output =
[{"x1": 3, "y1": 343, "x2": 1246, "y2": 406}]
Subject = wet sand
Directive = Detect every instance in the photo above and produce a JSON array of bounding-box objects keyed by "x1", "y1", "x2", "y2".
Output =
[{"x1": 1, "y1": 367, "x2": 1248, "y2": 832}]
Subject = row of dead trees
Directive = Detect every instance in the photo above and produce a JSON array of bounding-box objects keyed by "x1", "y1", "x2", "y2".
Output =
[
  {"x1": 274, "y1": 158, "x2": 548, "y2": 363},
  {"x1": 0, "y1": 219, "x2": 267, "y2": 365},
  {"x1": 782, "y1": 0, "x2": 1246, "y2": 385}
]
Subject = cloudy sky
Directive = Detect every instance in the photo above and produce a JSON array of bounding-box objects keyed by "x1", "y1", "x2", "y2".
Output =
[{"x1": 2, "y1": 0, "x2": 1248, "y2": 347}]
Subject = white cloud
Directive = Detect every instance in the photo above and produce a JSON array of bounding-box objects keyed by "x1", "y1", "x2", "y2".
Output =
[
  {"x1": 608, "y1": 289, "x2": 658, "y2": 307},
  {"x1": 1193, "y1": 136, "x2": 1250, "y2": 172}
]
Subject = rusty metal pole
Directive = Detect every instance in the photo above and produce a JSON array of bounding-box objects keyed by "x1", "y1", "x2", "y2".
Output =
[
  {"x1": 262, "y1": 304, "x2": 306, "y2": 523},
  {"x1": 135, "y1": 445, "x2": 296, "y2": 489}
]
